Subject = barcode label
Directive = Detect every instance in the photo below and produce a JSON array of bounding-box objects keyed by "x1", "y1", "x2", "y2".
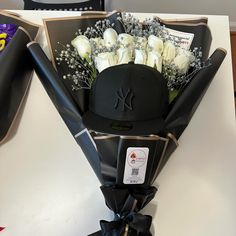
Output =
[
  {"x1": 131, "y1": 168, "x2": 139, "y2": 176},
  {"x1": 123, "y1": 147, "x2": 149, "y2": 184}
]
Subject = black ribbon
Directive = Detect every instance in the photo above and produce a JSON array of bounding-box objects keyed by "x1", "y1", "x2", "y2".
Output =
[
  {"x1": 100, "y1": 212, "x2": 152, "y2": 236},
  {"x1": 88, "y1": 186, "x2": 157, "y2": 236}
]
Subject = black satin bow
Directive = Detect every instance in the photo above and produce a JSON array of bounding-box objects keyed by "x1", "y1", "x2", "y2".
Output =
[
  {"x1": 100, "y1": 212, "x2": 152, "y2": 236},
  {"x1": 88, "y1": 186, "x2": 157, "y2": 236}
]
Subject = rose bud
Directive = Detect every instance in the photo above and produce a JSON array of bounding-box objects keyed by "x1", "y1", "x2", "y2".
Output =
[
  {"x1": 162, "y1": 41, "x2": 176, "y2": 62},
  {"x1": 134, "y1": 49, "x2": 147, "y2": 65},
  {"x1": 71, "y1": 35, "x2": 91, "y2": 59},
  {"x1": 117, "y1": 48, "x2": 133, "y2": 64},
  {"x1": 146, "y1": 51, "x2": 162, "y2": 73},
  {"x1": 94, "y1": 52, "x2": 117, "y2": 72},
  {"x1": 174, "y1": 49, "x2": 195, "y2": 74},
  {"x1": 148, "y1": 35, "x2": 163, "y2": 54},
  {"x1": 103, "y1": 28, "x2": 118, "y2": 48}
]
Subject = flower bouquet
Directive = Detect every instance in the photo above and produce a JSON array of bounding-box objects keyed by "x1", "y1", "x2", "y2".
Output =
[
  {"x1": 0, "y1": 11, "x2": 40, "y2": 144},
  {"x1": 28, "y1": 11, "x2": 226, "y2": 235}
]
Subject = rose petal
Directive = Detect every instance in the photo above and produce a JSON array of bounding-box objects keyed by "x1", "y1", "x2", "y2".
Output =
[
  {"x1": 147, "y1": 51, "x2": 162, "y2": 72},
  {"x1": 94, "y1": 52, "x2": 117, "y2": 72},
  {"x1": 148, "y1": 35, "x2": 163, "y2": 54},
  {"x1": 103, "y1": 28, "x2": 118, "y2": 48},
  {"x1": 162, "y1": 41, "x2": 176, "y2": 62},
  {"x1": 134, "y1": 49, "x2": 147, "y2": 64},
  {"x1": 117, "y1": 48, "x2": 133, "y2": 64},
  {"x1": 71, "y1": 35, "x2": 91, "y2": 59}
]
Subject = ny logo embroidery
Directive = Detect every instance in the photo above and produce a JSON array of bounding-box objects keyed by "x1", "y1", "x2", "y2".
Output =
[{"x1": 114, "y1": 88, "x2": 134, "y2": 111}]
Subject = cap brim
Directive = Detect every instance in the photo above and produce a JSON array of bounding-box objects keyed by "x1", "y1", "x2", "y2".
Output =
[{"x1": 82, "y1": 111, "x2": 165, "y2": 136}]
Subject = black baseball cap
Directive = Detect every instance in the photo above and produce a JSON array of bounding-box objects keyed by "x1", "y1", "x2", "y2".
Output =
[{"x1": 82, "y1": 63, "x2": 169, "y2": 136}]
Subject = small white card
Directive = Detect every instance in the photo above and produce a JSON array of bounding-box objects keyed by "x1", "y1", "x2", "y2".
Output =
[
  {"x1": 123, "y1": 147, "x2": 149, "y2": 184},
  {"x1": 166, "y1": 27, "x2": 194, "y2": 50}
]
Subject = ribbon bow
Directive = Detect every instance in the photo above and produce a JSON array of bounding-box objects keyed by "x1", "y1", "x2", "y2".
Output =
[
  {"x1": 100, "y1": 212, "x2": 152, "y2": 236},
  {"x1": 88, "y1": 186, "x2": 157, "y2": 236}
]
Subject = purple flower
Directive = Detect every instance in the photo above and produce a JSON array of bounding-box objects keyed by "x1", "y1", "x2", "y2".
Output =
[{"x1": 0, "y1": 24, "x2": 17, "y2": 52}]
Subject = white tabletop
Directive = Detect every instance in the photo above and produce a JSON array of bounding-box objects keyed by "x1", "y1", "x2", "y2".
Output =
[{"x1": 0, "y1": 10, "x2": 236, "y2": 236}]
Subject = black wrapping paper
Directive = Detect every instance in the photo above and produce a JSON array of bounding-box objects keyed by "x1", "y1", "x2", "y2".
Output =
[
  {"x1": 92, "y1": 133, "x2": 170, "y2": 186},
  {"x1": 0, "y1": 11, "x2": 39, "y2": 143},
  {"x1": 165, "y1": 48, "x2": 227, "y2": 138},
  {"x1": 0, "y1": 28, "x2": 31, "y2": 106},
  {"x1": 27, "y1": 42, "x2": 103, "y2": 183},
  {"x1": 158, "y1": 48, "x2": 227, "y2": 174},
  {"x1": 0, "y1": 27, "x2": 33, "y2": 143}
]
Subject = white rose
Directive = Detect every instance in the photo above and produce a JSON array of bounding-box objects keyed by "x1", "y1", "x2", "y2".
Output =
[
  {"x1": 117, "y1": 33, "x2": 134, "y2": 48},
  {"x1": 148, "y1": 35, "x2": 163, "y2": 54},
  {"x1": 94, "y1": 52, "x2": 117, "y2": 72},
  {"x1": 117, "y1": 48, "x2": 133, "y2": 64},
  {"x1": 71, "y1": 35, "x2": 91, "y2": 59},
  {"x1": 103, "y1": 28, "x2": 118, "y2": 48},
  {"x1": 146, "y1": 51, "x2": 162, "y2": 73},
  {"x1": 134, "y1": 49, "x2": 147, "y2": 65},
  {"x1": 174, "y1": 49, "x2": 195, "y2": 74},
  {"x1": 162, "y1": 41, "x2": 176, "y2": 62}
]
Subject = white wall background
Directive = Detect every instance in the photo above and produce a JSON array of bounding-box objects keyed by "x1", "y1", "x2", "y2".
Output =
[{"x1": 1, "y1": 0, "x2": 236, "y2": 28}]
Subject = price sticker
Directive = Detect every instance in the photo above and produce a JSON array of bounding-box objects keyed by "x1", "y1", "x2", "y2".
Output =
[{"x1": 123, "y1": 147, "x2": 149, "y2": 184}]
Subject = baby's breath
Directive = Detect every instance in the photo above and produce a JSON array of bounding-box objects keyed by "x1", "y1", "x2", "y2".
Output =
[
  {"x1": 55, "y1": 42, "x2": 96, "y2": 90},
  {"x1": 163, "y1": 47, "x2": 203, "y2": 91},
  {"x1": 76, "y1": 19, "x2": 115, "y2": 38}
]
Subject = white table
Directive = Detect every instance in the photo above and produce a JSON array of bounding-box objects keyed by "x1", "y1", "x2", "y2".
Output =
[{"x1": 0, "y1": 10, "x2": 236, "y2": 236}]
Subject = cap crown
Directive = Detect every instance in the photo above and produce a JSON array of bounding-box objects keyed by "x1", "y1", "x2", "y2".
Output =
[{"x1": 90, "y1": 63, "x2": 169, "y2": 122}]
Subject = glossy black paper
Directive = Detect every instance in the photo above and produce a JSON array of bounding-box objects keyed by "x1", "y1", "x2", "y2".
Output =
[
  {"x1": 27, "y1": 42, "x2": 103, "y2": 183},
  {"x1": 159, "y1": 49, "x2": 227, "y2": 173},
  {"x1": 165, "y1": 49, "x2": 226, "y2": 137},
  {"x1": 92, "y1": 134, "x2": 169, "y2": 186},
  {"x1": 0, "y1": 28, "x2": 33, "y2": 142},
  {"x1": 0, "y1": 11, "x2": 39, "y2": 143}
]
